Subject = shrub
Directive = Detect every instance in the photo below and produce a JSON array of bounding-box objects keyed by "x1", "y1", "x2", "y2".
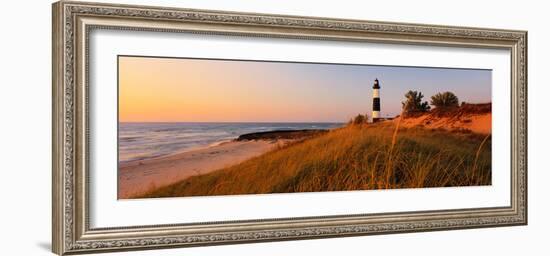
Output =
[
  {"x1": 352, "y1": 114, "x2": 368, "y2": 125},
  {"x1": 402, "y1": 90, "x2": 430, "y2": 115},
  {"x1": 431, "y1": 92, "x2": 459, "y2": 108}
]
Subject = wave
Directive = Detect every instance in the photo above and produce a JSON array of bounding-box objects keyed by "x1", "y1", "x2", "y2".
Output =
[{"x1": 119, "y1": 122, "x2": 344, "y2": 162}]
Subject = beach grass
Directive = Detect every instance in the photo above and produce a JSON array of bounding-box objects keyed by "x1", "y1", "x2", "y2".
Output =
[{"x1": 141, "y1": 122, "x2": 491, "y2": 198}]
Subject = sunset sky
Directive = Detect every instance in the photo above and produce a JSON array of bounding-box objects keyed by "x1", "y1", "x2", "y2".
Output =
[{"x1": 119, "y1": 56, "x2": 491, "y2": 123}]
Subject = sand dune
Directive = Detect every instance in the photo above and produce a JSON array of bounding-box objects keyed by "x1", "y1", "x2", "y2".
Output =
[
  {"x1": 118, "y1": 139, "x2": 289, "y2": 199},
  {"x1": 397, "y1": 113, "x2": 491, "y2": 134},
  {"x1": 396, "y1": 104, "x2": 492, "y2": 134}
]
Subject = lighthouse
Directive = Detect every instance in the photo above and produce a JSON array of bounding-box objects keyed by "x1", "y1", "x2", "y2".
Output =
[{"x1": 372, "y1": 78, "x2": 381, "y2": 122}]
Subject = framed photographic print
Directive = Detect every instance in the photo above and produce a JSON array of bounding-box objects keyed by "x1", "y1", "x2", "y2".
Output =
[{"x1": 52, "y1": 1, "x2": 527, "y2": 255}]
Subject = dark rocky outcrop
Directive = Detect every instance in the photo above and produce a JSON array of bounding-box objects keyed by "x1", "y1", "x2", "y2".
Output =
[{"x1": 236, "y1": 129, "x2": 328, "y2": 141}]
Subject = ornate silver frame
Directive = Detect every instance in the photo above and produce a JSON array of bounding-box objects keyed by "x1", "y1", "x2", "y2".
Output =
[{"x1": 52, "y1": 1, "x2": 527, "y2": 255}]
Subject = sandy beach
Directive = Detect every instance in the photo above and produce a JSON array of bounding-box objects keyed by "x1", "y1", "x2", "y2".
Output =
[{"x1": 118, "y1": 139, "x2": 289, "y2": 199}]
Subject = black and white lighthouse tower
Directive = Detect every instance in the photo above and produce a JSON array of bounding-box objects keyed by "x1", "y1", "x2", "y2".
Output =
[{"x1": 372, "y1": 78, "x2": 381, "y2": 122}]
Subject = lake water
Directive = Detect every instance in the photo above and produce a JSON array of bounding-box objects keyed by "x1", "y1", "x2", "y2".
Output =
[{"x1": 119, "y1": 122, "x2": 344, "y2": 163}]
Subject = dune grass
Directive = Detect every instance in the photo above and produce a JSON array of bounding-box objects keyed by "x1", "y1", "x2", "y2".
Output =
[{"x1": 141, "y1": 122, "x2": 491, "y2": 198}]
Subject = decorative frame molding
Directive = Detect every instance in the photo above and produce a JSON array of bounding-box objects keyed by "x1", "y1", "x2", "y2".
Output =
[{"x1": 52, "y1": 1, "x2": 527, "y2": 255}]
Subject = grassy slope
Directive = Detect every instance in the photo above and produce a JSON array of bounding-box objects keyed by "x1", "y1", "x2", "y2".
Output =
[{"x1": 142, "y1": 123, "x2": 491, "y2": 198}]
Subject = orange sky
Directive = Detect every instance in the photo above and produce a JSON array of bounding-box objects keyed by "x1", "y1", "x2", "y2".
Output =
[
  {"x1": 119, "y1": 56, "x2": 491, "y2": 122},
  {"x1": 119, "y1": 56, "x2": 356, "y2": 122}
]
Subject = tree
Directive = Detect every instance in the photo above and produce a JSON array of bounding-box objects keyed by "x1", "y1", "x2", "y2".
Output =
[
  {"x1": 401, "y1": 90, "x2": 430, "y2": 114},
  {"x1": 430, "y1": 92, "x2": 459, "y2": 108}
]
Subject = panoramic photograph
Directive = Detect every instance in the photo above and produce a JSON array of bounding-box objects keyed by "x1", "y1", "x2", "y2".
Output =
[{"x1": 117, "y1": 56, "x2": 492, "y2": 199}]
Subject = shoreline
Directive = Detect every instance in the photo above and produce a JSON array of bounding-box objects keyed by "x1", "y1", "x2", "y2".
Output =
[
  {"x1": 119, "y1": 139, "x2": 291, "y2": 199},
  {"x1": 118, "y1": 138, "x2": 235, "y2": 165},
  {"x1": 120, "y1": 129, "x2": 330, "y2": 165},
  {"x1": 118, "y1": 129, "x2": 328, "y2": 199}
]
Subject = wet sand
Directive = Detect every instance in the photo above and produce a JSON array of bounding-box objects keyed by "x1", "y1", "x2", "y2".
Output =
[{"x1": 118, "y1": 139, "x2": 288, "y2": 199}]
